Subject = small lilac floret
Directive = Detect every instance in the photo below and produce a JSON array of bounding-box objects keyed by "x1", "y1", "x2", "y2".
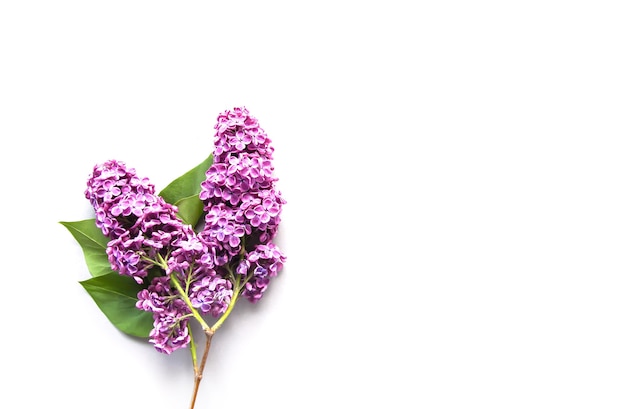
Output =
[
  {"x1": 190, "y1": 275, "x2": 233, "y2": 317},
  {"x1": 136, "y1": 277, "x2": 192, "y2": 354},
  {"x1": 241, "y1": 242, "x2": 286, "y2": 303}
]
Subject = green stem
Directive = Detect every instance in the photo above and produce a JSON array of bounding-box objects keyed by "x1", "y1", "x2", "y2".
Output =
[
  {"x1": 188, "y1": 323, "x2": 198, "y2": 374},
  {"x1": 211, "y1": 276, "x2": 241, "y2": 332},
  {"x1": 154, "y1": 253, "x2": 211, "y2": 332},
  {"x1": 170, "y1": 274, "x2": 211, "y2": 332}
]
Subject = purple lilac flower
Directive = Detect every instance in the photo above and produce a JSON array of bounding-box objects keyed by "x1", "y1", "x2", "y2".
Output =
[
  {"x1": 166, "y1": 225, "x2": 217, "y2": 275},
  {"x1": 151, "y1": 313, "x2": 191, "y2": 354},
  {"x1": 103, "y1": 197, "x2": 190, "y2": 284},
  {"x1": 201, "y1": 203, "x2": 247, "y2": 259},
  {"x1": 200, "y1": 107, "x2": 287, "y2": 294},
  {"x1": 87, "y1": 160, "x2": 221, "y2": 354},
  {"x1": 133, "y1": 224, "x2": 227, "y2": 353},
  {"x1": 106, "y1": 232, "x2": 151, "y2": 283},
  {"x1": 190, "y1": 275, "x2": 233, "y2": 317},
  {"x1": 240, "y1": 242, "x2": 286, "y2": 303},
  {"x1": 137, "y1": 277, "x2": 191, "y2": 354},
  {"x1": 85, "y1": 107, "x2": 286, "y2": 353},
  {"x1": 86, "y1": 160, "x2": 193, "y2": 284},
  {"x1": 85, "y1": 160, "x2": 156, "y2": 239},
  {"x1": 241, "y1": 189, "x2": 282, "y2": 231},
  {"x1": 168, "y1": 225, "x2": 235, "y2": 314}
]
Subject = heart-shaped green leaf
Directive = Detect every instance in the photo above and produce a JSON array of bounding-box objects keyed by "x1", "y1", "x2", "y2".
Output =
[
  {"x1": 60, "y1": 219, "x2": 113, "y2": 277},
  {"x1": 80, "y1": 273, "x2": 153, "y2": 338},
  {"x1": 159, "y1": 154, "x2": 213, "y2": 228}
]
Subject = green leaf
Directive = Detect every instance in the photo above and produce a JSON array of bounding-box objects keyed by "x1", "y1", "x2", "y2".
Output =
[
  {"x1": 80, "y1": 273, "x2": 153, "y2": 338},
  {"x1": 60, "y1": 219, "x2": 113, "y2": 277},
  {"x1": 159, "y1": 153, "x2": 213, "y2": 202},
  {"x1": 173, "y1": 195, "x2": 205, "y2": 226},
  {"x1": 159, "y1": 154, "x2": 212, "y2": 228}
]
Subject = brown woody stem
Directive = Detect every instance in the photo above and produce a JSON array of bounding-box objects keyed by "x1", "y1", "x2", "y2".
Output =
[{"x1": 189, "y1": 328, "x2": 215, "y2": 409}]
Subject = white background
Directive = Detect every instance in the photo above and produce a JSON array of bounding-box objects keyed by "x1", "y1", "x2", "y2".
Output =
[{"x1": 1, "y1": 1, "x2": 626, "y2": 408}]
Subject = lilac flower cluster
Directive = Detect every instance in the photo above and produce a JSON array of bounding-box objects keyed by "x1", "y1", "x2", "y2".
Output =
[
  {"x1": 85, "y1": 160, "x2": 156, "y2": 240},
  {"x1": 240, "y1": 242, "x2": 285, "y2": 302},
  {"x1": 84, "y1": 107, "x2": 285, "y2": 354},
  {"x1": 85, "y1": 160, "x2": 185, "y2": 284},
  {"x1": 85, "y1": 161, "x2": 231, "y2": 354},
  {"x1": 200, "y1": 107, "x2": 286, "y2": 303},
  {"x1": 136, "y1": 277, "x2": 191, "y2": 354}
]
